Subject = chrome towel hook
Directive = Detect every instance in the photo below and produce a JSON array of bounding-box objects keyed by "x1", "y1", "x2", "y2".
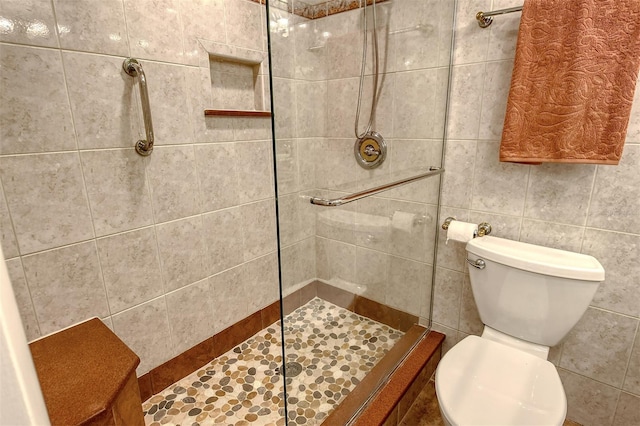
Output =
[{"x1": 123, "y1": 58, "x2": 154, "y2": 156}]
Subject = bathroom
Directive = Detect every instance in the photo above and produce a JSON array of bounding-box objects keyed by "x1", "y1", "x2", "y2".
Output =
[{"x1": 0, "y1": 0, "x2": 639, "y2": 425}]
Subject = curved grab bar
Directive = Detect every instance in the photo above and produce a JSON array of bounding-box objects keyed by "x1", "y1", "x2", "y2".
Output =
[
  {"x1": 123, "y1": 58, "x2": 154, "y2": 156},
  {"x1": 310, "y1": 167, "x2": 444, "y2": 207}
]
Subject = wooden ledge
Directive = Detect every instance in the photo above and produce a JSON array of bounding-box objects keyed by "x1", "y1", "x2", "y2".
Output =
[
  {"x1": 30, "y1": 318, "x2": 141, "y2": 425},
  {"x1": 204, "y1": 109, "x2": 271, "y2": 117}
]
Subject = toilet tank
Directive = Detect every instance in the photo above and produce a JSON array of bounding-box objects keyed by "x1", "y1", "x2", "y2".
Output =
[{"x1": 465, "y1": 236, "x2": 604, "y2": 347}]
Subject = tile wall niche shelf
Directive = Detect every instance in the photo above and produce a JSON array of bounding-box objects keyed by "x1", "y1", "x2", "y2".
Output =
[
  {"x1": 204, "y1": 109, "x2": 271, "y2": 117},
  {"x1": 198, "y1": 40, "x2": 269, "y2": 116}
]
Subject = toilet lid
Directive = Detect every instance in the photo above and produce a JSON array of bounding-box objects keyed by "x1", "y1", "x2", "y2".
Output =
[{"x1": 435, "y1": 336, "x2": 566, "y2": 426}]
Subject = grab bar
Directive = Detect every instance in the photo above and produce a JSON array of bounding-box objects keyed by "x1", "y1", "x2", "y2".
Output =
[
  {"x1": 123, "y1": 58, "x2": 154, "y2": 156},
  {"x1": 310, "y1": 167, "x2": 444, "y2": 207}
]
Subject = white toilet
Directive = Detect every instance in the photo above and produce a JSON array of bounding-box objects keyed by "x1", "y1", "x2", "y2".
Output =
[{"x1": 435, "y1": 236, "x2": 605, "y2": 426}]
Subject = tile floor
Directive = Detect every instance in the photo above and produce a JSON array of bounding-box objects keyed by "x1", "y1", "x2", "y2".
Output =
[{"x1": 143, "y1": 297, "x2": 404, "y2": 425}]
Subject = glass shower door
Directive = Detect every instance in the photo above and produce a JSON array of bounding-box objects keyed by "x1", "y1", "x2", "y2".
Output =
[{"x1": 266, "y1": 0, "x2": 455, "y2": 423}]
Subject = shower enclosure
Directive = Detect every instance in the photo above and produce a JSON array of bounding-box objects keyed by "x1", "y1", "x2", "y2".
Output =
[
  {"x1": 0, "y1": 0, "x2": 454, "y2": 424},
  {"x1": 267, "y1": 0, "x2": 455, "y2": 423}
]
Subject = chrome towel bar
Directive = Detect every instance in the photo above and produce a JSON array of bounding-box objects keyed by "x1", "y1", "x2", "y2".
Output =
[
  {"x1": 123, "y1": 58, "x2": 154, "y2": 156},
  {"x1": 476, "y1": 5, "x2": 523, "y2": 28},
  {"x1": 310, "y1": 167, "x2": 444, "y2": 207}
]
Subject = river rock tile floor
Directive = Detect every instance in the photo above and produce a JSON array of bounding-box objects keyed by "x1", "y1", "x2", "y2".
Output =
[{"x1": 143, "y1": 297, "x2": 404, "y2": 426}]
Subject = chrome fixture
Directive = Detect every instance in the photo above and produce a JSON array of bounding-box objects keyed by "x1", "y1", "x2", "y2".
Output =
[
  {"x1": 354, "y1": 0, "x2": 386, "y2": 169},
  {"x1": 354, "y1": 131, "x2": 387, "y2": 169},
  {"x1": 441, "y1": 216, "x2": 455, "y2": 230},
  {"x1": 310, "y1": 167, "x2": 444, "y2": 207},
  {"x1": 477, "y1": 222, "x2": 492, "y2": 237},
  {"x1": 466, "y1": 258, "x2": 486, "y2": 270},
  {"x1": 441, "y1": 217, "x2": 492, "y2": 237},
  {"x1": 123, "y1": 58, "x2": 154, "y2": 156},
  {"x1": 476, "y1": 5, "x2": 523, "y2": 28}
]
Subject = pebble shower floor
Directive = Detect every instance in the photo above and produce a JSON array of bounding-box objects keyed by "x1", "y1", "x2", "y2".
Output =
[{"x1": 143, "y1": 297, "x2": 404, "y2": 425}]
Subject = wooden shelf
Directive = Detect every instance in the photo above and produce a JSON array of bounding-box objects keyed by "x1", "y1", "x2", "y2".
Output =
[{"x1": 204, "y1": 109, "x2": 272, "y2": 117}]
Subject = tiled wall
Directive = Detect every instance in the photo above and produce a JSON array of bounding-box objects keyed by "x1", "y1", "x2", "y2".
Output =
[
  {"x1": 279, "y1": 0, "x2": 454, "y2": 321},
  {"x1": 0, "y1": 0, "x2": 282, "y2": 375},
  {"x1": 432, "y1": 1, "x2": 640, "y2": 425}
]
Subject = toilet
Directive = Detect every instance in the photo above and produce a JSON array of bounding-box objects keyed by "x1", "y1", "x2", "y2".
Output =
[{"x1": 435, "y1": 236, "x2": 604, "y2": 426}]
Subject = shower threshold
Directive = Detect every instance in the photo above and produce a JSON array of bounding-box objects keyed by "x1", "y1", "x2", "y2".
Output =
[{"x1": 143, "y1": 297, "x2": 404, "y2": 425}]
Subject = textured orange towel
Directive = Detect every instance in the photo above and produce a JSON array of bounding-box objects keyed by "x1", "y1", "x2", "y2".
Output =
[{"x1": 500, "y1": 0, "x2": 640, "y2": 165}]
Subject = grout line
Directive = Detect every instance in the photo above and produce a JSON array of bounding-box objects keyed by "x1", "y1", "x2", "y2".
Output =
[
  {"x1": 56, "y1": 22, "x2": 115, "y2": 322},
  {"x1": 579, "y1": 165, "x2": 600, "y2": 253},
  {"x1": 619, "y1": 321, "x2": 639, "y2": 394}
]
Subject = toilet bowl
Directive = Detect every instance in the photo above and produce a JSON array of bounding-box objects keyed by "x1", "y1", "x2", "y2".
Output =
[
  {"x1": 435, "y1": 236, "x2": 604, "y2": 426},
  {"x1": 436, "y1": 335, "x2": 565, "y2": 426}
]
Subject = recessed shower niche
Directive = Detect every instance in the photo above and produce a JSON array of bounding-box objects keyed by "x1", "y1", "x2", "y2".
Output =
[{"x1": 200, "y1": 40, "x2": 271, "y2": 117}]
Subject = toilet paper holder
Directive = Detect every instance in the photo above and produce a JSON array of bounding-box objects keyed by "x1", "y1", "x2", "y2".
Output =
[{"x1": 442, "y1": 217, "x2": 492, "y2": 237}]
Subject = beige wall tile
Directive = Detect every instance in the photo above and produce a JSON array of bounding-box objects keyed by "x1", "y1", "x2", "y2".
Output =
[
  {"x1": 81, "y1": 149, "x2": 153, "y2": 236},
  {"x1": 446, "y1": 64, "x2": 484, "y2": 140},
  {"x1": 393, "y1": 69, "x2": 437, "y2": 139},
  {"x1": 112, "y1": 297, "x2": 173, "y2": 375},
  {"x1": 560, "y1": 308, "x2": 637, "y2": 388},
  {"x1": 478, "y1": 60, "x2": 513, "y2": 140},
  {"x1": 142, "y1": 61, "x2": 194, "y2": 146},
  {"x1": 202, "y1": 207, "x2": 244, "y2": 275},
  {"x1": 519, "y1": 219, "x2": 584, "y2": 252},
  {"x1": 485, "y1": 0, "x2": 521, "y2": 61},
  {"x1": 244, "y1": 252, "x2": 279, "y2": 313},
  {"x1": 582, "y1": 229, "x2": 640, "y2": 318},
  {"x1": 588, "y1": 145, "x2": 640, "y2": 233},
  {"x1": 388, "y1": 201, "x2": 434, "y2": 263},
  {"x1": 316, "y1": 237, "x2": 356, "y2": 285},
  {"x1": 156, "y1": 216, "x2": 207, "y2": 292},
  {"x1": 432, "y1": 267, "x2": 463, "y2": 330},
  {"x1": 355, "y1": 246, "x2": 389, "y2": 304},
  {"x1": 458, "y1": 273, "x2": 482, "y2": 336},
  {"x1": 452, "y1": 0, "x2": 491, "y2": 65},
  {"x1": 0, "y1": 44, "x2": 75, "y2": 154},
  {"x1": 523, "y1": 163, "x2": 596, "y2": 227},
  {"x1": 53, "y1": 0, "x2": 129, "y2": 56},
  {"x1": 471, "y1": 141, "x2": 530, "y2": 216},
  {"x1": 147, "y1": 146, "x2": 201, "y2": 223},
  {"x1": 235, "y1": 140, "x2": 275, "y2": 203},
  {"x1": 123, "y1": 0, "x2": 185, "y2": 63},
  {"x1": 210, "y1": 266, "x2": 248, "y2": 333},
  {"x1": 22, "y1": 241, "x2": 109, "y2": 335},
  {"x1": 0, "y1": 185, "x2": 18, "y2": 259},
  {"x1": 180, "y1": 0, "x2": 226, "y2": 64},
  {"x1": 195, "y1": 143, "x2": 240, "y2": 212},
  {"x1": 295, "y1": 81, "x2": 327, "y2": 138},
  {"x1": 440, "y1": 140, "x2": 476, "y2": 209},
  {"x1": 387, "y1": 256, "x2": 431, "y2": 318},
  {"x1": 559, "y1": 368, "x2": 619, "y2": 426},
  {"x1": 5, "y1": 258, "x2": 40, "y2": 341},
  {"x1": 96, "y1": 227, "x2": 164, "y2": 314},
  {"x1": 63, "y1": 52, "x2": 138, "y2": 150},
  {"x1": 241, "y1": 199, "x2": 278, "y2": 261},
  {"x1": 166, "y1": 279, "x2": 214, "y2": 354},
  {"x1": 0, "y1": 153, "x2": 94, "y2": 254},
  {"x1": 223, "y1": 0, "x2": 264, "y2": 52},
  {"x1": 0, "y1": 0, "x2": 58, "y2": 47}
]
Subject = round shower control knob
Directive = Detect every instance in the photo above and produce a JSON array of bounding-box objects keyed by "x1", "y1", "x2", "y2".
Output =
[{"x1": 354, "y1": 131, "x2": 387, "y2": 169}]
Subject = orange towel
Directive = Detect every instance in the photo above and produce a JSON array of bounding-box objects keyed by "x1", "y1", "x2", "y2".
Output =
[{"x1": 500, "y1": 0, "x2": 640, "y2": 165}]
